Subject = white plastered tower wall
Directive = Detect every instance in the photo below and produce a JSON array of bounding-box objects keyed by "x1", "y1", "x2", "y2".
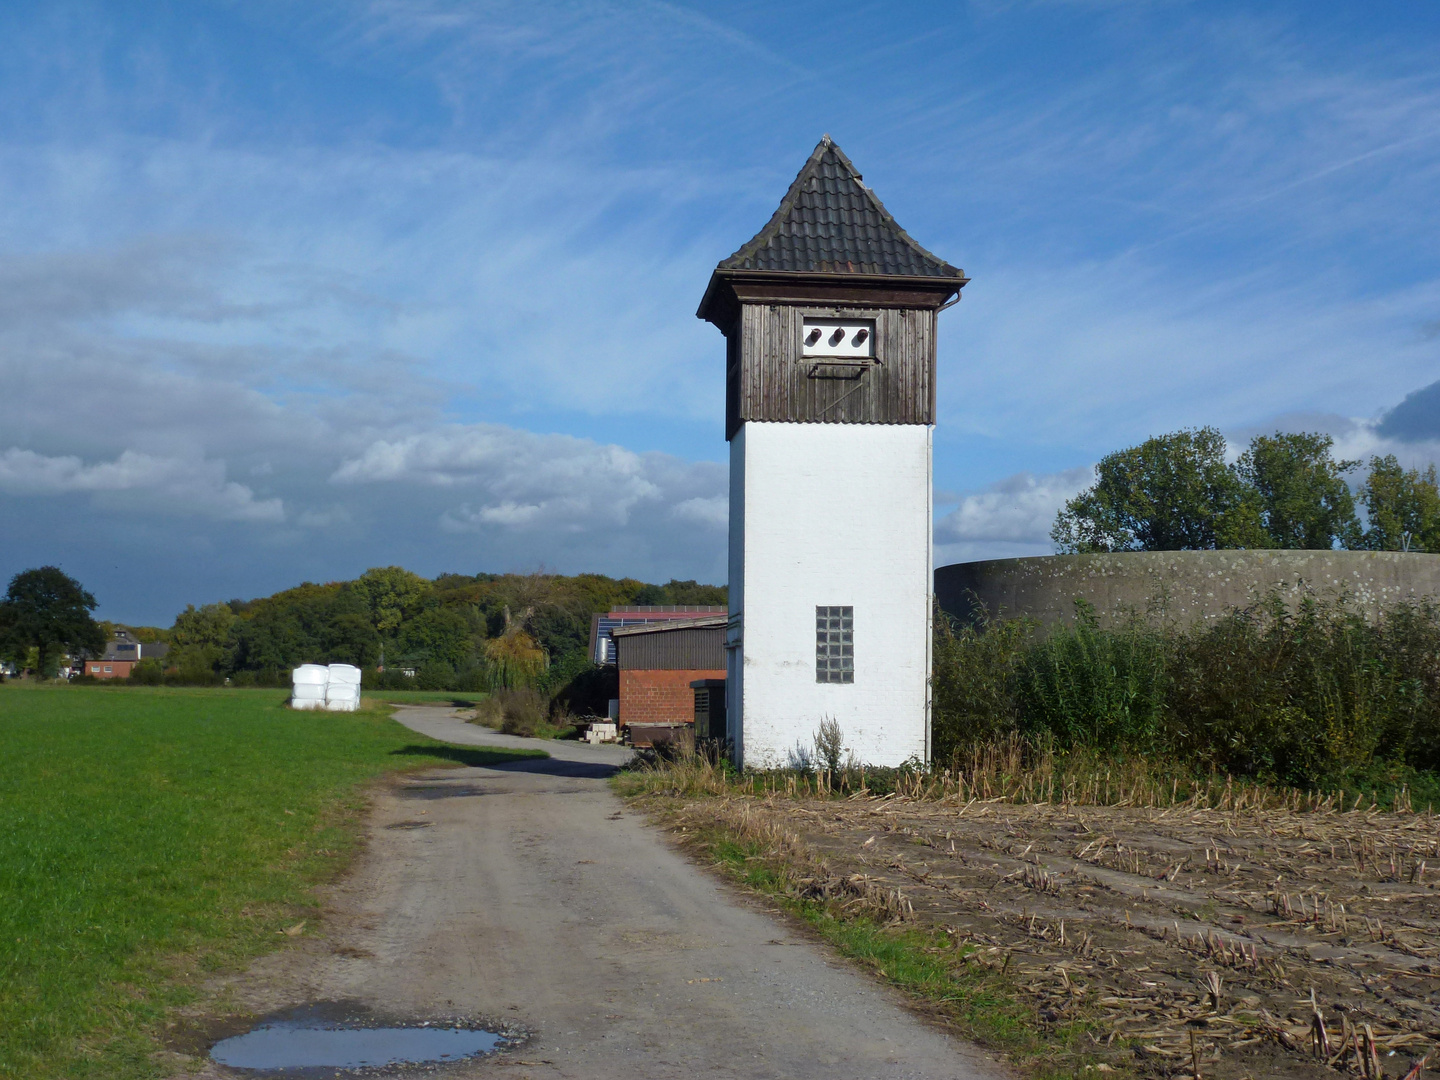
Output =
[{"x1": 728, "y1": 422, "x2": 932, "y2": 768}]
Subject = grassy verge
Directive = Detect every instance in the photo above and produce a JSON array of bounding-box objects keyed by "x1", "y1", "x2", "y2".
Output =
[
  {"x1": 468, "y1": 716, "x2": 579, "y2": 740},
  {"x1": 0, "y1": 682, "x2": 543, "y2": 1080},
  {"x1": 363, "y1": 689, "x2": 488, "y2": 706},
  {"x1": 621, "y1": 735, "x2": 1440, "y2": 813},
  {"x1": 620, "y1": 782, "x2": 1108, "y2": 1079}
]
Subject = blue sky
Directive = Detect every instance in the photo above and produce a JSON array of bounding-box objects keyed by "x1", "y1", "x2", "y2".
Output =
[{"x1": 4, "y1": 1, "x2": 1440, "y2": 624}]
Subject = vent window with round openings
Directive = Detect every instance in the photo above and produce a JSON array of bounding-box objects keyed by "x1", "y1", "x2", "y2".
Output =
[
  {"x1": 816, "y1": 606, "x2": 854, "y2": 683},
  {"x1": 802, "y1": 318, "x2": 874, "y2": 358}
]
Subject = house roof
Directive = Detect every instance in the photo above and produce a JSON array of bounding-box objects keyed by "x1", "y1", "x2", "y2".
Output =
[
  {"x1": 100, "y1": 639, "x2": 168, "y2": 662},
  {"x1": 609, "y1": 615, "x2": 727, "y2": 637},
  {"x1": 716, "y1": 136, "x2": 966, "y2": 281}
]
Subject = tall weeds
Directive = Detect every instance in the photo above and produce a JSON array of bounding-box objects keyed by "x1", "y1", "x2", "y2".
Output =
[
  {"x1": 621, "y1": 731, "x2": 1436, "y2": 813},
  {"x1": 933, "y1": 590, "x2": 1440, "y2": 792},
  {"x1": 1015, "y1": 601, "x2": 1167, "y2": 752}
]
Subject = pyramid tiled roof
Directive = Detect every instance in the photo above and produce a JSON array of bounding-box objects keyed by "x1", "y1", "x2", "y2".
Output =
[{"x1": 717, "y1": 136, "x2": 964, "y2": 280}]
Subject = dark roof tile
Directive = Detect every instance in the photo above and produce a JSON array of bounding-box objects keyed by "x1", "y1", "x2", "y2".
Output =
[{"x1": 717, "y1": 137, "x2": 963, "y2": 280}]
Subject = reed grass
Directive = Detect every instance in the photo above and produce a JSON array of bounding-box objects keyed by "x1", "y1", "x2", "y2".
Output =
[{"x1": 617, "y1": 734, "x2": 1435, "y2": 814}]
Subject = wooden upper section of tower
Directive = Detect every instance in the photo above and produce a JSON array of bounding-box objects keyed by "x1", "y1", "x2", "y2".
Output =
[{"x1": 699, "y1": 136, "x2": 968, "y2": 437}]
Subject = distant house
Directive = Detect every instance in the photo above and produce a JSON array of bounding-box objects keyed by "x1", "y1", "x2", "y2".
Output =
[
  {"x1": 611, "y1": 615, "x2": 725, "y2": 743},
  {"x1": 83, "y1": 629, "x2": 169, "y2": 679},
  {"x1": 588, "y1": 606, "x2": 727, "y2": 665}
]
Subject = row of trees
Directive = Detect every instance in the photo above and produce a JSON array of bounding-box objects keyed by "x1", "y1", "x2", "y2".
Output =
[
  {"x1": 146, "y1": 567, "x2": 724, "y2": 692},
  {"x1": 0, "y1": 565, "x2": 724, "y2": 692},
  {"x1": 1054, "y1": 428, "x2": 1440, "y2": 553}
]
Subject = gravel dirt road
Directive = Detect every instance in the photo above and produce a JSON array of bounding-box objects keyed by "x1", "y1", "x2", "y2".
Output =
[{"x1": 189, "y1": 706, "x2": 1002, "y2": 1080}]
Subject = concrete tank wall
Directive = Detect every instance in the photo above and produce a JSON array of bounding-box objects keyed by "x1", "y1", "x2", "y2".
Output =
[{"x1": 935, "y1": 550, "x2": 1440, "y2": 628}]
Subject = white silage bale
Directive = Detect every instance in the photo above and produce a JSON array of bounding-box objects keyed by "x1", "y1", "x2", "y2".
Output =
[
  {"x1": 293, "y1": 664, "x2": 329, "y2": 686},
  {"x1": 290, "y1": 664, "x2": 329, "y2": 710},
  {"x1": 325, "y1": 666, "x2": 361, "y2": 708},
  {"x1": 325, "y1": 685, "x2": 361, "y2": 708}
]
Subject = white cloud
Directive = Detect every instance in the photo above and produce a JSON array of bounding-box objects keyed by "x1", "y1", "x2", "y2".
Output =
[
  {"x1": 464, "y1": 501, "x2": 543, "y2": 527},
  {"x1": 935, "y1": 465, "x2": 1092, "y2": 554},
  {"x1": 670, "y1": 495, "x2": 728, "y2": 528},
  {"x1": 0, "y1": 448, "x2": 283, "y2": 522},
  {"x1": 333, "y1": 424, "x2": 719, "y2": 535}
]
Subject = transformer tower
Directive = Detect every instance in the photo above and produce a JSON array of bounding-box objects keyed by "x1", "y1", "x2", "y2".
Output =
[{"x1": 697, "y1": 136, "x2": 969, "y2": 768}]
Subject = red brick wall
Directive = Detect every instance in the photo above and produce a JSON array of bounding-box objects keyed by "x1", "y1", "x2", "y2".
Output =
[
  {"x1": 87, "y1": 661, "x2": 135, "y2": 679},
  {"x1": 620, "y1": 668, "x2": 725, "y2": 725}
]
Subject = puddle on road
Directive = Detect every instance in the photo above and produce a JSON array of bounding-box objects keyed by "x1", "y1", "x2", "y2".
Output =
[{"x1": 209, "y1": 1002, "x2": 513, "y2": 1075}]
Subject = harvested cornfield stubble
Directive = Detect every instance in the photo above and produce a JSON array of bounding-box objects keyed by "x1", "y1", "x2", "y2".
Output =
[{"x1": 628, "y1": 765, "x2": 1440, "y2": 1080}]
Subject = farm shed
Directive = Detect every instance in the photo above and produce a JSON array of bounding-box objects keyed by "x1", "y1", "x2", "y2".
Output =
[
  {"x1": 611, "y1": 616, "x2": 726, "y2": 737},
  {"x1": 588, "y1": 605, "x2": 727, "y2": 665}
]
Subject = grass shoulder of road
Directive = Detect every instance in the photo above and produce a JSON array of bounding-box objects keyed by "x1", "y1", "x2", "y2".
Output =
[
  {"x1": 366, "y1": 690, "x2": 582, "y2": 741},
  {"x1": 362, "y1": 689, "x2": 488, "y2": 706},
  {"x1": 616, "y1": 776, "x2": 1108, "y2": 1080},
  {"x1": 0, "y1": 682, "x2": 545, "y2": 1080}
]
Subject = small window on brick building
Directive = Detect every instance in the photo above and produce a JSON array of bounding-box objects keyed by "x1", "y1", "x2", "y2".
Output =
[{"x1": 815, "y1": 606, "x2": 854, "y2": 683}]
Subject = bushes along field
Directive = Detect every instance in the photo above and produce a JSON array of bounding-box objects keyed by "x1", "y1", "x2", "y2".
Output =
[{"x1": 934, "y1": 590, "x2": 1440, "y2": 796}]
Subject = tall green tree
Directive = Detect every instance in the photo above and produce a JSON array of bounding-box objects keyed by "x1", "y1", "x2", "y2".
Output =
[
  {"x1": 1235, "y1": 432, "x2": 1361, "y2": 549},
  {"x1": 1052, "y1": 428, "x2": 1265, "y2": 552},
  {"x1": 1360, "y1": 455, "x2": 1440, "y2": 552},
  {"x1": 351, "y1": 567, "x2": 431, "y2": 638},
  {"x1": 169, "y1": 602, "x2": 238, "y2": 676},
  {"x1": 395, "y1": 606, "x2": 478, "y2": 668},
  {"x1": 0, "y1": 567, "x2": 106, "y2": 676}
]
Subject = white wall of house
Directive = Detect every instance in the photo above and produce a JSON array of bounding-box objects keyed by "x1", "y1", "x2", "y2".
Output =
[{"x1": 728, "y1": 421, "x2": 932, "y2": 769}]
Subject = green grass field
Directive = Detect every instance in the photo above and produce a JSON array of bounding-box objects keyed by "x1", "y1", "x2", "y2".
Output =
[{"x1": 0, "y1": 683, "x2": 543, "y2": 1080}]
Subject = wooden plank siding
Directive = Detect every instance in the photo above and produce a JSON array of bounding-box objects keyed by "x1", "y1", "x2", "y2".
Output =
[
  {"x1": 726, "y1": 304, "x2": 935, "y2": 435},
  {"x1": 614, "y1": 624, "x2": 727, "y2": 671}
]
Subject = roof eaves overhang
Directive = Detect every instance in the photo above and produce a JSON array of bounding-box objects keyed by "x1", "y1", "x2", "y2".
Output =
[
  {"x1": 610, "y1": 615, "x2": 728, "y2": 637},
  {"x1": 698, "y1": 267, "x2": 970, "y2": 329}
]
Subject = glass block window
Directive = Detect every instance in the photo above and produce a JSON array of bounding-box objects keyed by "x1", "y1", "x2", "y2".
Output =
[{"x1": 816, "y1": 606, "x2": 854, "y2": 683}]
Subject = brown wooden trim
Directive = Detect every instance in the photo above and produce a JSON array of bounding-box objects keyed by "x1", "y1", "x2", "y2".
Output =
[{"x1": 698, "y1": 269, "x2": 967, "y2": 327}]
